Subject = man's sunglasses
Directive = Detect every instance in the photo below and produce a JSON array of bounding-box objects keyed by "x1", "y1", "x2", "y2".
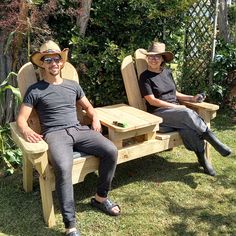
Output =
[{"x1": 42, "y1": 56, "x2": 62, "y2": 64}]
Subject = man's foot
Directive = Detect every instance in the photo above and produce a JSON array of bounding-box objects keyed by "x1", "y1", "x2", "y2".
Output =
[
  {"x1": 91, "y1": 194, "x2": 121, "y2": 216},
  {"x1": 66, "y1": 228, "x2": 80, "y2": 236}
]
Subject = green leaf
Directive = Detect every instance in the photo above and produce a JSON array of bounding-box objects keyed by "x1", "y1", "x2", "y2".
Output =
[{"x1": 4, "y1": 31, "x2": 16, "y2": 55}]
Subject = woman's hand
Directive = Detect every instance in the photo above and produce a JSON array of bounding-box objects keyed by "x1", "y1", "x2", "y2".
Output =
[{"x1": 193, "y1": 93, "x2": 206, "y2": 103}]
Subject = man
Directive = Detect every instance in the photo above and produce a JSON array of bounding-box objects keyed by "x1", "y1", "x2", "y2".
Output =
[{"x1": 17, "y1": 40, "x2": 120, "y2": 236}]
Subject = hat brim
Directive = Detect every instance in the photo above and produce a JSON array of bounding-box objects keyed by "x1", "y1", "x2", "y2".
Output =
[
  {"x1": 139, "y1": 49, "x2": 174, "y2": 62},
  {"x1": 30, "y1": 48, "x2": 69, "y2": 68}
]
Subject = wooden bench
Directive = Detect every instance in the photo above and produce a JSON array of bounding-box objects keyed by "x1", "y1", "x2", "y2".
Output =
[
  {"x1": 10, "y1": 52, "x2": 219, "y2": 227},
  {"x1": 121, "y1": 49, "x2": 220, "y2": 158}
]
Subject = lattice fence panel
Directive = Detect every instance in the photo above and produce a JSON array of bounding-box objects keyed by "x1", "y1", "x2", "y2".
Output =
[{"x1": 181, "y1": 0, "x2": 216, "y2": 94}]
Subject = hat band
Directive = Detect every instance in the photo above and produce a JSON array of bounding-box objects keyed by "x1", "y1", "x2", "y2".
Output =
[{"x1": 42, "y1": 49, "x2": 61, "y2": 53}]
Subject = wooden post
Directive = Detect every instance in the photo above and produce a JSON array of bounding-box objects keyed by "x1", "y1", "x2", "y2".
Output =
[
  {"x1": 23, "y1": 153, "x2": 33, "y2": 192},
  {"x1": 33, "y1": 152, "x2": 55, "y2": 227}
]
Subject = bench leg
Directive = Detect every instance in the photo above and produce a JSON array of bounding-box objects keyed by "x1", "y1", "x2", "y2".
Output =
[
  {"x1": 33, "y1": 152, "x2": 56, "y2": 227},
  {"x1": 39, "y1": 174, "x2": 56, "y2": 227},
  {"x1": 205, "y1": 141, "x2": 211, "y2": 162},
  {"x1": 144, "y1": 132, "x2": 156, "y2": 141},
  {"x1": 23, "y1": 154, "x2": 33, "y2": 192}
]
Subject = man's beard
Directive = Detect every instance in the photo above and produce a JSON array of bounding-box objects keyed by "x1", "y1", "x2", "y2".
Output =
[
  {"x1": 49, "y1": 71, "x2": 60, "y2": 76},
  {"x1": 49, "y1": 67, "x2": 60, "y2": 76}
]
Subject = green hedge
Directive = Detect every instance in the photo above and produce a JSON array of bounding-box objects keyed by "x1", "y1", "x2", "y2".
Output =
[
  {"x1": 41, "y1": 0, "x2": 236, "y2": 107},
  {"x1": 48, "y1": 0, "x2": 195, "y2": 106}
]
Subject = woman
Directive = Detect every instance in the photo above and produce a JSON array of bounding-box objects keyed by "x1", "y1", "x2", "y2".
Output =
[{"x1": 139, "y1": 41, "x2": 231, "y2": 176}]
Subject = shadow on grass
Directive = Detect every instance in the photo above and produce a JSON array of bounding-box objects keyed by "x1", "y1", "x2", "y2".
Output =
[
  {"x1": 74, "y1": 153, "x2": 236, "y2": 235},
  {"x1": 74, "y1": 154, "x2": 204, "y2": 212},
  {"x1": 0, "y1": 153, "x2": 202, "y2": 236},
  {"x1": 0, "y1": 171, "x2": 63, "y2": 236},
  {"x1": 166, "y1": 198, "x2": 236, "y2": 235},
  {"x1": 149, "y1": 154, "x2": 236, "y2": 235},
  {"x1": 1, "y1": 148, "x2": 235, "y2": 235},
  {"x1": 164, "y1": 167, "x2": 236, "y2": 235}
]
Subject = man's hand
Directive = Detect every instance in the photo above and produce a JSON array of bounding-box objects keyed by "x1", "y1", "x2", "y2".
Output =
[
  {"x1": 17, "y1": 104, "x2": 42, "y2": 143},
  {"x1": 77, "y1": 96, "x2": 102, "y2": 132},
  {"x1": 22, "y1": 127, "x2": 43, "y2": 143},
  {"x1": 92, "y1": 118, "x2": 102, "y2": 132}
]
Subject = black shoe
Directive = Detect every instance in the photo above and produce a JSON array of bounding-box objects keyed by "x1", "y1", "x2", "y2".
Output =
[
  {"x1": 66, "y1": 231, "x2": 80, "y2": 236},
  {"x1": 195, "y1": 151, "x2": 216, "y2": 176},
  {"x1": 196, "y1": 155, "x2": 204, "y2": 167},
  {"x1": 203, "y1": 130, "x2": 232, "y2": 157}
]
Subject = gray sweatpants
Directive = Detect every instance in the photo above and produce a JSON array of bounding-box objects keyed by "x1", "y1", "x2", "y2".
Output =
[
  {"x1": 153, "y1": 107, "x2": 208, "y2": 153},
  {"x1": 44, "y1": 125, "x2": 118, "y2": 229}
]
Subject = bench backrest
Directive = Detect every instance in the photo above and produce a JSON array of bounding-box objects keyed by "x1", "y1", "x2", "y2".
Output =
[
  {"x1": 17, "y1": 62, "x2": 79, "y2": 133},
  {"x1": 121, "y1": 49, "x2": 148, "y2": 111}
]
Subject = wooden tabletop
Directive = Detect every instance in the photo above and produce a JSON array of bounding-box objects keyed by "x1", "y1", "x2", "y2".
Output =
[{"x1": 95, "y1": 103, "x2": 162, "y2": 133}]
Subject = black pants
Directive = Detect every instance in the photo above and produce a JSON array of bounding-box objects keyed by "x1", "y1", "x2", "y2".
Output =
[
  {"x1": 44, "y1": 125, "x2": 118, "y2": 229},
  {"x1": 153, "y1": 107, "x2": 208, "y2": 152}
]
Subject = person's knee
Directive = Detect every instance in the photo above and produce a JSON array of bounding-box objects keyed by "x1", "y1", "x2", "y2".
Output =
[
  {"x1": 104, "y1": 142, "x2": 118, "y2": 163},
  {"x1": 182, "y1": 108, "x2": 196, "y2": 120},
  {"x1": 108, "y1": 144, "x2": 118, "y2": 161}
]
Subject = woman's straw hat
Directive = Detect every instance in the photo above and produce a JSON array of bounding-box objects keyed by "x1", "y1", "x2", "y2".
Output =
[
  {"x1": 30, "y1": 40, "x2": 69, "y2": 68},
  {"x1": 140, "y1": 41, "x2": 174, "y2": 62}
]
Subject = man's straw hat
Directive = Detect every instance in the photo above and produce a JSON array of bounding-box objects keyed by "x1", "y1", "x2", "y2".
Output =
[
  {"x1": 140, "y1": 41, "x2": 174, "y2": 62},
  {"x1": 30, "y1": 40, "x2": 69, "y2": 68}
]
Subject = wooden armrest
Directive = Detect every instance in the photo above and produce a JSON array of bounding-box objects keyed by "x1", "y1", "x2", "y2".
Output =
[
  {"x1": 10, "y1": 122, "x2": 48, "y2": 154},
  {"x1": 180, "y1": 101, "x2": 219, "y2": 112}
]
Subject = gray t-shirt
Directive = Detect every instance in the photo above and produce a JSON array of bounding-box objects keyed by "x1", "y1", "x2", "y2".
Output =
[{"x1": 23, "y1": 79, "x2": 85, "y2": 135}]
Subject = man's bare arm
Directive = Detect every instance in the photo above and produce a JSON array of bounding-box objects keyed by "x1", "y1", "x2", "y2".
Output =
[
  {"x1": 17, "y1": 104, "x2": 43, "y2": 143},
  {"x1": 76, "y1": 96, "x2": 101, "y2": 132}
]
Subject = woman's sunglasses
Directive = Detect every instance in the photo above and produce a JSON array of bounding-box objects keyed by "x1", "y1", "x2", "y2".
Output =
[{"x1": 147, "y1": 55, "x2": 163, "y2": 60}]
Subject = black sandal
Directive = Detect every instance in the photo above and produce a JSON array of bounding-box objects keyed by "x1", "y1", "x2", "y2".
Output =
[{"x1": 91, "y1": 198, "x2": 121, "y2": 216}]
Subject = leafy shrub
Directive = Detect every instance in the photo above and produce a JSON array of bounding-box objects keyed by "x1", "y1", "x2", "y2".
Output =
[
  {"x1": 0, "y1": 72, "x2": 22, "y2": 175},
  {"x1": 211, "y1": 40, "x2": 236, "y2": 106},
  {"x1": 68, "y1": 0, "x2": 194, "y2": 106},
  {"x1": 0, "y1": 72, "x2": 21, "y2": 125},
  {"x1": 70, "y1": 35, "x2": 128, "y2": 106},
  {"x1": 0, "y1": 124, "x2": 22, "y2": 176},
  {"x1": 2, "y1": 0, "x2": 195, "y2": 106}
]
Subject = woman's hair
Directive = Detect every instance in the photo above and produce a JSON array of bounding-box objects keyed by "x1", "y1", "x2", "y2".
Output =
[{"x1": 161, "y1": 60, "x2": 166, "y2": 67}]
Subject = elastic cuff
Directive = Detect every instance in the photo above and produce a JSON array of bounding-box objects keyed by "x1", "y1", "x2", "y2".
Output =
[
  {"x1": 65, "y1": 221, "x2": 76, "y2": 229},
  {"x1": 96, "y1": 190, "x2": 108, "y2": 198}
]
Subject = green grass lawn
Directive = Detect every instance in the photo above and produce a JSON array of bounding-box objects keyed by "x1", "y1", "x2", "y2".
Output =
[{"x1": 0, "y1": 110, "x2": 236, "y2": 236}]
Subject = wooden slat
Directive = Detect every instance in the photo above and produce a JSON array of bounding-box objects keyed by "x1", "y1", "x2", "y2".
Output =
[
  {"x1": 95, "y1": 104, "x2": 162, "y2": 132},
  {"x1": 10, "y1": 122, "x2": 48, "y2": 154},
  {"x1": 180, "y1": 101, "x2": 219, "y2": 112},
  {"x1": 61, "y1": 62, "x2": 79, "y2": 82},
  {"x1": 121, "y1": 55, "x2": 146, "y2": 110},
  {"x1": 17, "y1": 62, "x2": 38, "y2": 97},
  {"x1": 134, "y1": 48, "x2": 148, "y2": 78}
]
